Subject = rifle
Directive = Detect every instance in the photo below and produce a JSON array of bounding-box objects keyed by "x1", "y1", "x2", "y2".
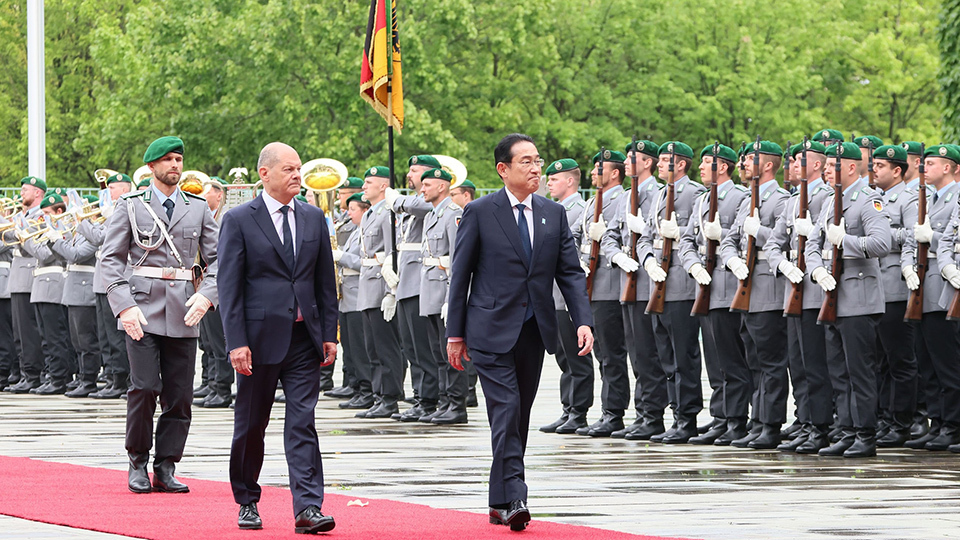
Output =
[
  {"x1": 817, "y1": 143, "x2": 844, "y2": 324},
  {"x1": 906, "y1": 143, "x2": 927, "y2": 321},
  {"x1": 586, "y1": 148, "x2": 604, "y2": 300},
  {"x1": 645, "y1": 146, "x2": 676, "y2": 315},
  {"x1": 691, "y1": 142, "x2": 720, "y2": 316},
  {"x1": 731, "y1": 136, "x2": 762, "y2": 312},
  {"x1": 784, "y1": 137, "x2": 807, "y2": 317},
  {"x1": 621, "y1": 136, "x2": 640, "y2": 303}
]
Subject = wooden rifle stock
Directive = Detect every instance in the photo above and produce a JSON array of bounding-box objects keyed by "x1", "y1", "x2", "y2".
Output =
[
  {"x1": 645, "y1": 149, "x2": 676, "y2": 315},
  {"x1": 586, "y1": 151, "x2": 604, "y2": 300},
  {"x1": 621, "y1": 137, "x2": 640, "y2": 303},
  {"x1": 692, "y1": 142, "x2": 720, "y2": 316},
  {"x1": 906, "y1": 143, "x2": 927, "y2": 321},
  {"x1": 817, "y1": 149, "x2": 844, "y2": 324},
  {"x1": 785, "y1": 139, "x2": 806, "y2": 317},
  {"x1": 731, "y1": 137, "x2": 762, "y2": 313}
]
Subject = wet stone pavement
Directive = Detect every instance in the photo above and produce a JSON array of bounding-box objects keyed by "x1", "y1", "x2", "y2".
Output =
[{"x1": 1, "y1": 351, "x2": 959, "y2": 540}]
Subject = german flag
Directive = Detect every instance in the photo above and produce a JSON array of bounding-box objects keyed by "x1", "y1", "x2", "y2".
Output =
[{"x1": 360, "y1": 0, "x2": 404, "y2": 132}]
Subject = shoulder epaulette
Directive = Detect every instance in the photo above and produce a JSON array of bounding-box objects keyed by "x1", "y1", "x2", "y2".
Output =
[
  {"x1": 861, "y1": 187, "x2": 874, "y2": 195},
  {"x1": 121, "y1": 190, "x2": 146, "y2": 200},
  {"x1": 734, "y1": 184, "x2": 748, "y2": 192},
  {"x1": 184, "y1": 192, "x2": 205, "y2": 201},
  {"x1": 776, "y1": 187, "x2": 789, "y2": 195},
  {"x1": 448, "y1": 201, "x2": 462, "y2": 211}
]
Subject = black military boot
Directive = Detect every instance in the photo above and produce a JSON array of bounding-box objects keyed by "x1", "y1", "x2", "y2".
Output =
[
  {"x1": 432, "y1": 397, "x2": 468, "y2": 425},
  {"x1": 555, "y1": 413, "x2": 588, "y2": 434},
  {"x1": 714, "y1": 417, "x2": 748, "y2": 446},
  {"x1": 587, "y1": 411, "x2": 624, "y2": 437},
  {"x1": 818, "y1": 428, "x2": 856, "y2": 456},
  {"x1": 661, "y1": 415, "x2": 698, "y2": 444},
  {"x1": 778, "y1": 424, "x2": 812, "y2": 452},
  {"x1": 905, "y1": 418, "x2": 941, "y2": 449},
  {"x1": 690, "y1": 419, "x2": 728, "y2": 445},
  {"x1": 843, "y1": 429, "x2": 877, "y2": 458},
  {"x1": 731, "y1": 422, "x2": 763, "y2": 448},
  {"x1": 910, "y1": 412, "x2": 929, "y2": 439},
  {"x1": 612, "y1": 416, "x2": 645, "y2": 439},
  {"x1": 877, "y1": 412, "x2": 912, "y2": 448},
  {"x1": 128, "y1": 453, "x2": 152, "y2": 494},
  {"x1": 748, "y1": 423, "x2": 783, "y2": 449},
  {"x1": 924, "y1": 423, "x2": 960, "y2": 451},
  {"x1": 540, "y1": 412, "x2": 570, "y2": 433},
  {"x1": 153, "y1": 459, "x2": 189, "y2": 493},
  {"x1": 625, "y1": 418, "x2": 666, "y2": 441}
]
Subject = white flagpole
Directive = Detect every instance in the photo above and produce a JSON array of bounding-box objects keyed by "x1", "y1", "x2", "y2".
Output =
[{"x1": 27, "y1": 0, "x2": 46, "y2": 179}]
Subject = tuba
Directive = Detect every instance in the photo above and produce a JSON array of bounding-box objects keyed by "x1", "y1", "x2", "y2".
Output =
[
  {"x1": 179, "y1": 171, "x2": 209, "y2": 195},
  {"x1": 133, "y1": 165, "x2": 153, "y2": 187},
  {"x1": 300, "y1": 158, "x2": 348, "y2": 299},
  {"x1": 93, "y1": 168, "x2": 120, "y2": 190},
  {"x1": 433, "y1": 155, "x2": 468, "y2": 189}
]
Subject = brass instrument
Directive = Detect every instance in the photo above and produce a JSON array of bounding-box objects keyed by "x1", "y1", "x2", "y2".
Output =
[
  {"x1": 221, "y1": 167, "x2": 261, "y2": 213},
  {"x1": 179, "y1": 170, "x2": 209, "y2": 195},
  {"x1": 94, "y1": 168, "x2": 120, "y2": 189},
  {"x1": 300, "y1": 158, "x2": 348, "y2": 298},
  {"x1": 0, "y1": 197, "x2": 20, "y2": 216},
  {"x1": 133, "y1": 165, "x2": 153, "y2": 187},
  {"x1": 433, "y1": 155, "x2": 468, "y2": 189}
]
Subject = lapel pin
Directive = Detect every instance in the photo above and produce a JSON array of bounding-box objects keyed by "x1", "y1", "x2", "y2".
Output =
[{"x1": 541, "y1": 218, "x2": 546, "y2": 225}]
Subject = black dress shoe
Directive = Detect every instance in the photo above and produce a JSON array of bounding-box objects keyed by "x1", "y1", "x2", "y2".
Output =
[
  {"x1": 398, "y1": 404, "x2": 428, "y2": 422},
  {"x1": 128, "y1": 454, "x2": 152, "y2": 494},
  {"x1": 748, "y1": 423, "x2": 783, "y2": 449},
  {"x1": 690, "y1": 419, "x2": 728, "y2": 445},
  {"x1": 65, "y1": 378, "x2": 81, "y2": 390},
  {"x1": 5, "y1": 379, "x2": 40, "y2": 394},
  {"x1": 910, "y1": 416, "x2": 930, "y2": 438},
  {"x1": 32, "y1": 380, "x2": 67, "y2": 395},
  {"x1": 203, "y1": 394, "x2": 233, "y2": 408},
  {"x1": 818, "y1": 430, "x2": 856, "y2": 456},
  {"x1": 325, "y1": 386, "x2": 355, "y2": 399},
  {"x1": 625, "y1": 420, "x2": 665, "y2": 441},
  {"x1": 489, "y1": 500, "x2": 530, "y2": 532},
  {"x1": 575, "y1": 417, "x2": 604, "y2": 436},
  {"x1": 90, "y1": 382, "x2": 127, "y2": 399},
  {"x1": 649, "y1": 422, "x2": 677, "y2": 443},
  {"x1": 294, "y1": 505, "x2": 335, "y2": 534},
  {"x1": 419, "y1": 404, "x2": 446, "y2": 423},
  {"x1": 193, "y1": 385, "x2": 213, "y2": 398},
  {"x1": 778, "y1": 425, "x2": 810, "y2": 452},
  {"x1": 239, "y1": 502, "x2": 262, "y2": 530},
  {"x1": 588, "y1": 413, "x2": 624, "y2": 437},
  {"x1": 65, "y1": 382, "x2": 99, "y2": 398},
  {"x1": 540, "y1": 413, "x2": 570, "y2": 433},
  {"x1": 360, "y1": 401, "x2": 399, "y2": 419},
  {"x1": 432, "y1": 406, "x2": 468, "y2": 425},
  {"x1": 924, "y1": 425, "x2": 960, "y2": 451},
  {"x1": 339, "y1": 393, "x2": 374, "y2": 409},
  {"x1": 153, "y1": 459, "x2": 189, "y2": 493},
  {"x1": 948, "y1": 442, "x2": 960, "y2": 453},
  {"x1": 612, "y1": 418, "x2": 645, "y2": 438},
  {"x1": 555, "y1": 414, "x2": 587, "y2": 434}
]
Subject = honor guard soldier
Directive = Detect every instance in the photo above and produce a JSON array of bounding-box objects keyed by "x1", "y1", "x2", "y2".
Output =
[
  {"x1": 540, "y1": 158, "x2": 593, "y2": 435},
  {"x1": 100, "y1": 136, "x2": 219, "y2": 494},
  {"x1": 679, "y1": 144, "x2": 751, "y2": 445},
  {"x1": 637, "y1": 141, "x2": 707, "y2": 443},
  {"x1": 720, "y1": 140, "x2": 791, "y2": 449},
  {"x1": 806, "y1": 142, "x2": 890, "y2": 458},
  {"x1": 812, "y1": 128, "x2": 845, "y2": 147},
  {"x1": 902, "y1": 142, "x2": 926, "y2": 190},
  {"x1": 334, "y1": 177, "x2": 364, "y2": 246},
  {"x1": 855, "y1": 136, "x2": 884, "y2": 183},
  {"x1": 331, "y1": 193, "x2": 370, "y2": 403},
  {"x1": 450, "y1": 179, "x2": 476, "y2": 208},
  {"x1": 907, "y1": 144, "x2": 960, "y2": 451}
]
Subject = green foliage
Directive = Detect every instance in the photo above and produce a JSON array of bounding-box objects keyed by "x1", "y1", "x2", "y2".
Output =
[{"x1": 0, "y1": 0, "x2": 946, "y2": 187}]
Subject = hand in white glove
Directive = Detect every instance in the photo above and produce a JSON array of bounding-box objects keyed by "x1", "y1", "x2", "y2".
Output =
[
  {"x1": 659, "y1": 212, "x2": 680, "y2": 240},
  {"x1": 826, "y1": 217, "x2": 846, "y2": 247},
  {"x1": 689, "y1": 262, "x2": 712, "y2": 286},
  {"x1": 384, "y1": 187, "x2": 401, "y2": 209},
  {"x1": 100, "y1": 204, "x2": 115, "y2": 220},
  {"x1": 41, "y1": 229, "x2": 63, "y2": 244},
  {"x1": 794, "y1": 212, "x2": 814, "y2": 237},
  {"x1": 381, "y1": 293, "x2": 397, "y2": 321},
  {"x1": 380, "y1": 263, "x2": 400, "y2": 289},
  {"x1": 611, "y1": 252, "x2": 640, "y2": 273},
  {"x1": 184, "y1": 293, "x2": 212, "y2": 327},
  {"x1": 914, "y1": 220, "x2": 934, "y2": 244},
  {"x1": 778, "y1": 260, "x2": 804, "y2": 284},
  {"x1": 726, "y1": 257, "x2": 750, "y2": 280},
  {"x1": 331, "y1": 249, "x2": 344, "y2": 263},
  {"x1": 588, "y1": 217, "x2": 607, "y2": 242},
  {"x1": 119, "y1": 306, "x2": 148, "y2": 341},
  {"x1": 643, "y1": 257, "x2": 667, "y2": 283},
  {"x1": 902, "y1": 264, "x2": 921, "y2": 291},
  {"x1": 441, "y1": 302, "x2": 448, "y2": 324},
  {"x1": 702, "y1": 219, "x2": 722, "y2": 241},
  {"x1": 812, "y1": 266, "x2": 836, "y2": 292},
  {"x1": 625, "y1": 212, "x2": 646, "y2": 235},
  {"x1": 743, "y1": 209, "x2": 761, "y2": 237},
  {"x1": 942, "y1": 263, "x2": 960, "y2": 290}
]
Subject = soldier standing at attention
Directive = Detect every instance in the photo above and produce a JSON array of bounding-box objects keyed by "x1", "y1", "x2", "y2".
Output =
[{"x1": 326, "y1": 177, "x2": 364, "y2": 399}]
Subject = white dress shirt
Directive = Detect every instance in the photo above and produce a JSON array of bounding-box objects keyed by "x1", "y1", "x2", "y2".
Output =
[
  {"x1": 261, "y1": 191, "x2": 297, "y2": 255},
  {"x1": 505, "y1": 188, "x2": 534, "y2": 249}
]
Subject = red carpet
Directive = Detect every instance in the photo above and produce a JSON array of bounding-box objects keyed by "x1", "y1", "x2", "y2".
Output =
[{"x1": 0, "y1": 456, "x2": 691, "y2": 539}]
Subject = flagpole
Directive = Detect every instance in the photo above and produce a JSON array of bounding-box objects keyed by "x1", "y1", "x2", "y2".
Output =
[
  {"x1": 27, "y1": 0, "x2": 46, "y2": 179},
  {"x1": 386, "y1": 0, "x2": 398, "y2": 273}
]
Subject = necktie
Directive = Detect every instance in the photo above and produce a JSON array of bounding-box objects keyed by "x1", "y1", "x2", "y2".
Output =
[
  {"x1": 516, "y1": 203, "x2": 533, "y2": 321},
  {"x1": 933, "y1": 192, "x2": 939, "y2": 205},
  {"x1": 279, "y1": 205, "x2": 295, "y2": 268},
  {"x1": 162, "y1": 199, "x2": 174, "y2": 221}
]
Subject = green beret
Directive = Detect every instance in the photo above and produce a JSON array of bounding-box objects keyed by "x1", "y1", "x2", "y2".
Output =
[
  {"x1": 422, "y1": 167, "x2": 453, "y2": 182},
  {"x1": 900, "y1": 141, "x2": 923, "y2": 156},
  {"x1": 20, "y1": 176, "x2": 47, "y2": 191},
  {"x1": 364, "y1": 166, "x2": 391, "y2": 179},
  {"x1": 812, "y1": 129, "x2": 845, "y2": 143},
  {"x1": 107, "y1": 173, "x2": 132, "y2": 185},
  {"x1": 457, "y1": 179, "x2": 477, "y2": 190},
  {"x1": 592, "y1": 149, "x2": 627, "y2": 164},
  {"x1": 625, "y1": 140, "x2": 659, "y2": 159},
  {"x1": 924, "y1": 144, "x2": 960, "y2": 164},
  {"x1": 40, "y1": 193, "x2": 64, "y2": 209},
  {"x1": 51, "y1": 187, "x2": 67, "y2": 196},
  {"x1": 137, "y1": 178, "x2": 152, "y2": 189},
  {"x1": 874, "y1": 144, "x2": 908, "y2": 163},
  {"x1": 546, "y1": 158, "x2": 579, "y2": 175},
  {"x1": 658, "y1": 141, "x2": 694, "y2": 159},
  {"x1": 210, "y1": 176, "x2": 228, "y2": 186},
  {"x1": 855, "y1": 135, "x2": 884, "y2": 149},
  {"x1": 83, "y1": 194, "x2": 99, "y2": 204},
  {"x1": 699, "y1": 144, "x2": 738, "y2": 164},
  {"x1": 344, "y1": 176, "x2": 364, "y2": 189},
  {"x1": 143, "y1": 136, "x2": 184, "y2": 163},
  {"x1": 294, "y1": 194, "x2": 309, "y2": 203},
  {"x1": 825, "y1": 142, "x2": 863, "y2": 160},
  {"x1": 347, "y1": 192, "x2": 369, "y2": 205},
  {"x1": 788, "y1": 140, "x2": 828, "y2": 158},
  {"x1": 408, "y1": 155, "x2": 442, "y2": 169},
  {"x1": 742, "y1": 140, "x2": 783, "y2": 157}
]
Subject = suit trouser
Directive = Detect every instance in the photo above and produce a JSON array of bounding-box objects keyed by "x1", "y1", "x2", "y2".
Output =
[
  {"x1": 702, "y1": 308, "x2": 751, "y2": 419},
  {"x1": 743, "y1": 311, "x2": 788, "y2": 425},
  {"x1": 699, "y1": 310, "x2": 727, "y2": 420},
  {"x1": 622, "y1": 303, "x2": 666, "y2": 421},
  {"x1": 125, "y1": 332, "x2": 196, "y2": 462},
  {"x1": 11, "y1": 293, "x2": 42, "y2": 383},
  {"x1": 0, "y1": 299, "x2": 15, "y2": 378},
  {"x1": 96, "y1": 293, "x2": 129, "y2": 378},
  {"x1": 877, "y1": 302, "x2": 918, "y2": 420},
  {"x1": 471, "y1": 317, "x2": 544, "y2": 507},
  {"x1": 338, "y1": 310, "x2": 361, "y2": 389},
  {"x1": 740, "y1": 316, "x2": 761, "y2": 422},
  {"x1": 920, "y1": 312, "x2": 960, "y2": 425},
  {"x1": 554, "y1": 309, "x2": 594, "y2": 415},
  {"x1": 361, "y1": 308, "x2": 403, "y2": 402},
  {"x1": 825, "y1": 315, "x2": 881, "y2": 430},
  {"x1": 652, "y1": 300, "x2": 703, "y2": 418},
  {"x1": 199, "y1": 308, "x2": 232, "y2": 397},
  {"x1": 397, "y1": 296, "x2": 438, "y2": 404},
  {"x1": 35, "y1": 302, "x2": 74, "y2": 382},
  {"x1": 786, "y1": 315, "x2": 808, "y2": 423},
  {"x1": 425, "y1": 314, "x2": 467, "y2": 406},
  {"x1": 231, "y1": 322, "x2": 324, "y2": 517},
  {"x1": 68, "y1": 305, "x2": 99, "y2": 384},
  {"x1": 797, "y1": 310, "x2": 833, "y2": 426},
  {"x1": 591, "y1": 300, "x2": 629, "y2": 416}
]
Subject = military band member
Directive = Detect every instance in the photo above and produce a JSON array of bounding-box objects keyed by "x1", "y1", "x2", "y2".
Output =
[
  {"x1": 540, "y1": 158, "x2": 593, "y2": 434},
  {"x1": 450, "y1": 179, "x2": 476, "y2": 208},
  {"x1": 637, "y1": 141, "x2": 707, "y2": 443},
  {"x1": 100, "y1": 136, "x2": 219, "y2": 493},
  {"x1": 331, "y1": 193, "x2": 369, "y2": 404},
  {"x1": 0, "y1": 213, "x2": 13, "y2": 390},
  {"x1": 806, "y1": 142, "x2": 890, "y2": 458}
]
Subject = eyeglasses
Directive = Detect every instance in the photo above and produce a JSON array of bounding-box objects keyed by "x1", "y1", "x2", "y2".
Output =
[{"x1": 513, "y1": 158, "x2": 545, "y2": 169}]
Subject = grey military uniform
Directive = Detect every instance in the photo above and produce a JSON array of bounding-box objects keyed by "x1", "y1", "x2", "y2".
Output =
[
  {"x1": 357, "y1": 200, "x2": 396, "y2": 311},
  {"x1": 0, "y1": 225, "x2": 12, "y2": 300},
  {"x1": 21, "y1": 237, "x2": 67, "y2": 305},
  {"x1": 601, "y1": 177, "x2": 661, "y2": 302},
  {"x1": 337, "y1": 225, "x2": 366, "y2": 395},
  {"x1": 76, "y1": 219, "x2": 108, "y2": 295},
  {"x1": 392, "y1": 194, "x2": 432, "y2": 300},
  {"x1": 555, "y1": 193, "x2": 587, "y2": 309},
  {"x1": 339, "y1": 227, "x2": 363, "y2": 314},
  {"x1": 904, "y1": 181, "x2": 960, "y2": 313},
  {"x1": 878, "y1": 182, "x2": 919, "y2": 303},
  {"x1": 6, "y1": 206, "x2": 43, "y2": 295},
  {"x1": 3, "y1": 206, "x2": 43, "y2": 387},
  {"x1": 50, "y1": 233, "x2": 98, "y2": 307},
  {"x1": 20, "y1": 235, "x2": 75, "y2": 385},
  {"x1": 0, "y1": 221, "x2": 12, "y2": 382},
  {"x1": 573, "y1": 184, "x2": 626, "y2": 302},
  {"x1": 419, "y1": 197, "x2": 461, "y2": 316},
  {"x1": 335, "y1": 214, "x2": 356, "y2": 249}
]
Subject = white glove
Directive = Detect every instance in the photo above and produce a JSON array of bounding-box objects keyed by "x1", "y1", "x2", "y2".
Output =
[
  {"x1": 380, "y1": 263, "x2": 400, "y2": 289},
  {"x1": 625, "y1": 212, "x2": 646, "y2": 235},
  {"x1": 384, "y1": 187, "x2": 401, "y2": 209},
  {"x1": 812, "y1": 266, "x2": 836, "y2": 292},
  {"x1": 643, "y1": 257, "x2": 667, "y2": 283},
  {"x1": 184, "y1": 293, "x2": 212, "y2": 327},
  {"x1": 441, "y1": 302, "x2": 448, "y2": 324},
  {"x1": 119, "y1": 305, "x2": 148, "y2": 341},
  {"x1": 702, "y1": 219, "x2": 722, "y2": 241},
  {"x1": 100, "y1": 204, "x2": 114, "y2": 220},
  {"x1": 902, "y1": 264, "x2": 921, "y2": 291},
  {"x1": 580, "y1": 257, "x2": 591, "y2": 277},
  {"x1": 659, "y1": 212, "x2": 680, "y2": 240},
  {"x1": 689, "y1": 262, "x2": 712, "y2": 286},
  {"x1": 914, "y1": 220, "x2": 934, "y2": 244},
  {"x1": 588, "y1": 217, "x2": 607, "y2": 242},
  {"x1": 743, "y1": 209, "x2": 761, "y2": 237},
  {"x1": 611, "y1": 252, "x2": 639, "y2": 273},
  {"x1": 778, "y1": 260, "x2": 804, "y2": 284},
  {"x1": 41, "y1": 229, "x2": 63, "y2": 244},
  {"x1": 381, "y1": 293, "x2": 397, "y2": 321},
  {"x1": 331, "y1": 249, "x2": 344, "y2": 262},
  {"x1": 794, "y1": 212, "x2": 814, "y2": 237},
  {"x1": 942, "y1": 263, "x2": 960, "y2": 290},
  {"x1": 826, "y1": 217, "x2": 846, "y2": 247},
  {"x1": 726, "y1": 257, "x2": 750, "y2": 280}
]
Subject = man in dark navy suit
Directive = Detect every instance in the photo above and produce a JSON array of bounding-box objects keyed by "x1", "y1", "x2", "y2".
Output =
[
  {"x1": 446, "y1": 133, "x2": 594, "y2": 531},
  {"x1": 218, "y1": 142, "x2": 339, "y2": 534}
]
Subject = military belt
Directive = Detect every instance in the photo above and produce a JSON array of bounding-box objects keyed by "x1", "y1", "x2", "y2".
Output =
[
  {"x1": 33, "y1": 266, "x2": 65, "y2": 277},
  {"x1": 67, "y1": 264, "x2": 96, "y2": 273},
  {"x1": 580, "y1": 243, "x2": 591, "y2": 255},
  {"x1": 653, "y1": 239, "x2": 679, "y2": 250},
  {"x1": 361, "y1": 258, "x2": 382, "y2": 267},
  {"x1": 423, "y1": 257, "x2": 441, "y2": 267},
  {"x1": 131, "y1": 266, "x2": 193, "y2": 280},
  {"x1": 0, "y1": 262, "x2": 10, "y2": 269},
  {"x1": 822, "y1": 251, "x2": 864, "y2": 260},
  {"x1": 398, "y1": 243, "x2": 420, "y2": 252},
  {"x1": 955, "y1": 244, "x2": 960, "y2": 253},
  {"x1": 341, "y1": 268, "x2": 360, "y2": 276}
]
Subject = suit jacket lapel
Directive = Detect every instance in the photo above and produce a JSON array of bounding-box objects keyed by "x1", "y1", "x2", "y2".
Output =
[
  {"x1": 492, "y1": 188, "x2": 529, "y2": 270},
  {"x1": 252, "y1": 196, "x2": 292, "y2": 272}
]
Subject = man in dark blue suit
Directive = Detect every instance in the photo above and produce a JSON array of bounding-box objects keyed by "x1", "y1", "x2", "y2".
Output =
[
  {"x1": 446, "y1": 133, "x2": 594, "y2": 531},
  {"x1": 218, "y1": 142, "x2": 339, "y2": 534}
]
